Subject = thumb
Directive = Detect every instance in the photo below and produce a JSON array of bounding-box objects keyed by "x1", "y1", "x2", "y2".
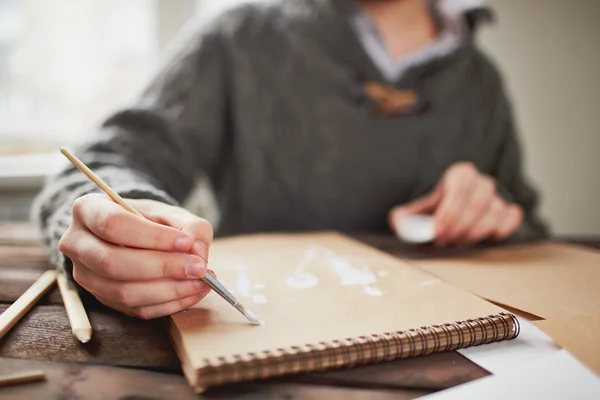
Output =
[{"x1": 388, "y1": 189, "x2": 441, "y2": 230}]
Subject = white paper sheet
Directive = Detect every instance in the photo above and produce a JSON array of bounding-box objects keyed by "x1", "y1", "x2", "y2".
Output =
[
  {"x1": 458, "y1": 318, "x2": 560, "y2": 375},
  {"x1": 422, "y1": 349, "x2": 600, "y2": 399}
]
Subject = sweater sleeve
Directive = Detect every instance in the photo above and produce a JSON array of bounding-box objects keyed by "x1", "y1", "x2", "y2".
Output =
[
  {"x1": 31, "y1": 22, "x2": 228, "y2": 272},
  {"x1": 483, "y1": 58, "x2": 550, "y2": 241}
]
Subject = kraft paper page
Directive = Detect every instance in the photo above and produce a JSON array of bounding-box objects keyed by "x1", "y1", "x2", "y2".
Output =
[
  {"x1": 534, "y1": 315, "x2": 600, "y2": 376},
  {"x1": 411, "y1": 242, "x2": 600, "y2": 319},
  {"x1": 169, "y1": 232, "x2": 506, "y2": 373}
]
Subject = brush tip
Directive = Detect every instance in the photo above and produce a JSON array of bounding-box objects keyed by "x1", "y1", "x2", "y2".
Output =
[{"x1": 236, "y1": 304, "x2": 263, "y2": 325}]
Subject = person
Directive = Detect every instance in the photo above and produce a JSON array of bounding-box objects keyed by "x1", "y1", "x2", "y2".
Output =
[{"x1": 33, "y1": 0, "x2": 548, "y2": 320}]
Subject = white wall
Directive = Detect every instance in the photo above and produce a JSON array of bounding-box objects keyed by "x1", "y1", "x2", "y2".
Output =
[
  {"x1": 194, "y1": 0, "x2": 272, "y2": 24},
  {"x1": 478, "y1": 0, "x2": 600, "y2": 235}
]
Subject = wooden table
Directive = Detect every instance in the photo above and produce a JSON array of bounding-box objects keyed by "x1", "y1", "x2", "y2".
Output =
[{"x1": 0, "y1": 222, "x2": 597, "y2": 399}]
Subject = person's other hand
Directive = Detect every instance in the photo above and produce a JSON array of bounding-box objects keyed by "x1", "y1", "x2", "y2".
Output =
[
  {"x1": 389, "y1": 162, "x2": 523, "y2": 246},
  {"x1": 58, "y1": 193, "x2": 213, "y2": 319}
]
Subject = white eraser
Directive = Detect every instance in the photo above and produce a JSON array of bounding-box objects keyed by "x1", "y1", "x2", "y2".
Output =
[{"x1": 396, "y1": 214, "x2": 436, "y2": 244}]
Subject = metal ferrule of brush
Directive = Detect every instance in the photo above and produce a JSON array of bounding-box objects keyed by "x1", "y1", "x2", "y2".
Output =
[
  {"x1": 202, "y1": 274, "x2": 239, "y2": 307},
  {"x1": 202, "y1": 274, "x2": 261, "y2": 325}
]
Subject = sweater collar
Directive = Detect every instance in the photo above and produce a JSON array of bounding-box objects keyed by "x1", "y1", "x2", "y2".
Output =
[{"x1": 306, "y1": 0, "x2": 493, "y2": 85}]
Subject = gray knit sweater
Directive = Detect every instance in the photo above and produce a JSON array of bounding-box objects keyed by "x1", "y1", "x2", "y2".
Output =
[{"x1": 33, "y1": 0, "x2": 548, "y2": 271}]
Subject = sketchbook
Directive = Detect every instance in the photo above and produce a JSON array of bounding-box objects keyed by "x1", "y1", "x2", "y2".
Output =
[{"x1": 168, "y1": 232, "x2": 518, "y2": 392}]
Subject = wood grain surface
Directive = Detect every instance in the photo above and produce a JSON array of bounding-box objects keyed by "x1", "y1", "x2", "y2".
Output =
[{"x1": 0, "y1": 304, "x2": 181, "y2": 371}]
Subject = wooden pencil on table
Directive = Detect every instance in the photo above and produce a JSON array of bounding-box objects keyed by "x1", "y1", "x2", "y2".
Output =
[
  {"x1": 0, "y1": 270, "x2": 57, "y2": 341},
  {"x1": 56, "y1": 271, "x2": 92, "y2": 343},
  {"x1": 0, "y1": 370, "x2": 46, "y2": 388}
]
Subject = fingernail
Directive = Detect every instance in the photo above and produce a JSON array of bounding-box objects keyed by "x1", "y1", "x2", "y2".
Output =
[
  {"x1": 186, "y1": 259, "x2": 206, "y2": 278},
  {"x1": 193, "y1": 241, "x2": 209, "y2": 262},
  {"x1": 192, "y1": 279, "x2": 206, "y2": 289},
  {"x1": 175, "y1": 236, "x2": 193, "y2": 252}
]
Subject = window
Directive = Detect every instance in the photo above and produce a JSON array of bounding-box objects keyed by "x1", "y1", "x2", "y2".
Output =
[
  {"x1": 0, "y1": 0, "x2": 273, "y2": 156},
  {"x1": 0, "y1": 0, "x2": 198, "y2": 154}
]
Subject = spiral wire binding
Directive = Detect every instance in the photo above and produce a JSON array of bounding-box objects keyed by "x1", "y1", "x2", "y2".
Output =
[{"x1": 197, "y1": 312, "x2": 520, "y2": 388}]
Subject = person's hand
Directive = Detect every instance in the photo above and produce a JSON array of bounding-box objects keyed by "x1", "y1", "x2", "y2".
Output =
[
  {"x1": 389, "y1": 162, "x2": 523, "y2": 246},
  {"x1": 58, "y1": 193, "x2": 214, "y2": 319}
]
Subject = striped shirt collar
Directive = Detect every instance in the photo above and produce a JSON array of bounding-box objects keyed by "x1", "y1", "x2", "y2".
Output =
[{"x1": 348, "y1": 0, "x2": 488, "y2": 82}]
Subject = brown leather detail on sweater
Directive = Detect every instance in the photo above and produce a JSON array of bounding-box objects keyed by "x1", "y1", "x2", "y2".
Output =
[{"x1": 363, "y1": 82, "x2": 418, "y2": 116}]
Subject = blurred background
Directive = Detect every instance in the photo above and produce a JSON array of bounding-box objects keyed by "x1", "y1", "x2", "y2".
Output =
[{"x1": 0, "y1": 0, "x2": 598, "y2": 235}]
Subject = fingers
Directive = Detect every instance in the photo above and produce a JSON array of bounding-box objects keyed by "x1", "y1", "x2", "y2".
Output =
[
  {"x1": 73, "y1": 194, "x2": 194, "y2": 252},
  {"x1": 60, "y1": 228, "x2": 207, "y2": 280},
  {"x1": 462, "y1": 200, "x2": 523, "y2": 244},
  {"x1": 135, "y1": 294, "x2": 206, "y2": 320},
  {"x1": 73, "y1": 262, "x2": 211, "y2": 308},
  {"x1": 98, "y1": 293, "x2": 206, "y2": 320},
  {"x1": 60, "y1": 195, "x2": 216, "y2": 320},
  {"x1": 427, "y1": 163, "x2": 524, "y2": 245},
  {"x1": 441, "y1": 175, "x2": 496, "y2": 243},
  {"x1": 434, "y1": 163, "x2": 479, "y2": 240},
  {"x1": 389, "y1": 189, "x2": 441, "y2": 230},
  {"x1": 130, "y1": 199, "x2": 213, "y2": 260},
  {"x1": 461, "y1": 197, "x2": 505, "y2": 244},
  {"x1": 493, "y1": 204, "x2": 524, "y2": 240}
]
